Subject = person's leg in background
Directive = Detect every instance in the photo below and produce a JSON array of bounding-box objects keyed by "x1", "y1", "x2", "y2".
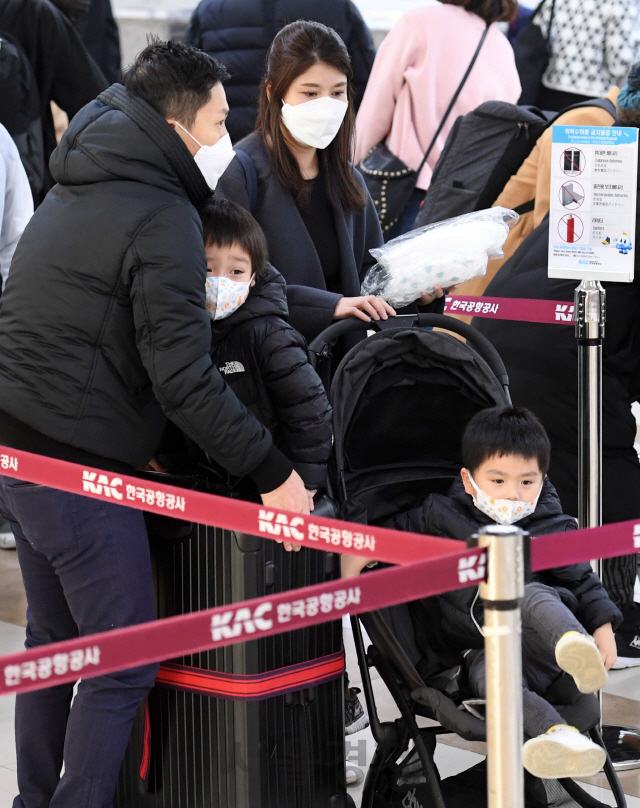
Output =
[{"x1": 0, "y1": 478, "x2": 158, "y2": 808}]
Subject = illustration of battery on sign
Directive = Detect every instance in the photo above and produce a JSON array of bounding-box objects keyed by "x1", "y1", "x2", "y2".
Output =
[
  {"x1": 559, "y1": 214, "x2": 584, "y2": 243},
  {"x1": 562, "y1": 148, "x2": 584, "y2": 176},
  {"x1": 560, "y1": 181, "x2": 585, "y2": 209}
]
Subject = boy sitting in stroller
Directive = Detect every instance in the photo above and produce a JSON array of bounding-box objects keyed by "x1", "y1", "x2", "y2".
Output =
[{"x1": 343, "y1": 406, "x2": 622, "y2": 780}]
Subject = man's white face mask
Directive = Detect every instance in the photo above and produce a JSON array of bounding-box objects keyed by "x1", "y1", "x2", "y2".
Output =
[
  {"x1": 174, "y1": 121, "x2": 235, "y2": 191},
  {"x1": 281, "y1": 96, "x2": 348, "y2": 149}
]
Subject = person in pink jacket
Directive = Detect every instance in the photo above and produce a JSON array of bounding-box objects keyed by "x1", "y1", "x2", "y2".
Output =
[{"x1": 355, "y1": 0, "x2": 521, "y2": 239}]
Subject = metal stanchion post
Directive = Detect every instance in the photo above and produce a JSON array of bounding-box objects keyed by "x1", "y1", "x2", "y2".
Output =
[
  {"x1": 478, "y1": 523, "x2": 525, "y2": 808},
  {"x1": 575, "y1": 279, "x2": 640, "y2": 769}
]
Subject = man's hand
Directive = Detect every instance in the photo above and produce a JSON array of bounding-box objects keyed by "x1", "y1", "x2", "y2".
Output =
[
  {"x1": 261, "y1": 470, "x2": 309, "y2": 552},
  {"x1": 138, "y1": 457, "x2": 166, "y2": 472},
  {"x1": 307, "y1": 489, "x2": 317, "y2": 512},
  {"x1": 593, "y1": 623, "x2": 617, "y2": 670}
]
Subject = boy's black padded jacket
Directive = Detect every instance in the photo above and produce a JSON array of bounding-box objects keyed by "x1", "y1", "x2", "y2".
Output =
[
  {"x1": 209, "y1": 266, "x2": 333, "y2": 489},
  {"x1": 386, "y1": 478, "x2": 623, "y2": 658}
]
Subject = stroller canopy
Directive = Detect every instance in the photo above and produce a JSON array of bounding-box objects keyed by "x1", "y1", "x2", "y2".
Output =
[{"x1": 330, "y1": 326, "x2": 510, "y2": 523}]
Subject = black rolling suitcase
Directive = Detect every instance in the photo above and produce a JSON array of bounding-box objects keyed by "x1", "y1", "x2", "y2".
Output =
[{"x1": 115, "y1": 476, "x2": 346, "y2": 808}]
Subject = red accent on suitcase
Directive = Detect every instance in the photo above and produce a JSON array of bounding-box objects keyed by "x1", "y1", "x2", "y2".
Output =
[
  {"x1": 155, "y1": 649, "x2": 345, "y2": 701},
  {"x1": 139, "y1": 697, "x2": 151, "y2": 782}
]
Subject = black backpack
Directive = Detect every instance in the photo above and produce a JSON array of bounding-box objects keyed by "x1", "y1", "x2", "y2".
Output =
[
  {"x1": 0, "y1": 32, "x2": 43, "y2": 202},
  {"x1": 413, "y1": 97, "x2": 617, "y2": 230}
]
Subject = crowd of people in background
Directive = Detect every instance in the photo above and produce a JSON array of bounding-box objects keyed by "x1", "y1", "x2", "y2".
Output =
[{"x1": 1, "y1": 0, "x2": 640, "y2": 804}]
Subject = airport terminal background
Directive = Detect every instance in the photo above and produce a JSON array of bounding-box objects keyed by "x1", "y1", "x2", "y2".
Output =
[{"x1": 1, "y1": 0, "x2": 637, "y2": 804}]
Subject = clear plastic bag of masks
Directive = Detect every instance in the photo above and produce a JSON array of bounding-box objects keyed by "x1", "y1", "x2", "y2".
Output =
[{"x1": 361, "y1": 207, "x2": 519, "y2": 308}]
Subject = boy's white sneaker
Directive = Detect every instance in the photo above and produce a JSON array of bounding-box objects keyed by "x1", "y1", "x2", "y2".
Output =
[
  {"x1": 555, "y1": 631, "x2": 608, "y2": 693},
  {"x1": 523, "y1": 725, "x2": 606, "y2": 779}
]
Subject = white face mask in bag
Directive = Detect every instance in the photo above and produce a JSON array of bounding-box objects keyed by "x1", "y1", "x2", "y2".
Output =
[
  {"x1": 173, "y1": 122, "x2": 235, "y2": 191},
  {"x1": 467, "y1": 473, "x2": 542, "y2": 526},
  {"x1": 205, "y1": 275, "x2": 253, "y2": 321},
  {"x1": 281, "y1": 96, "x2": 348, "y2": 149}
]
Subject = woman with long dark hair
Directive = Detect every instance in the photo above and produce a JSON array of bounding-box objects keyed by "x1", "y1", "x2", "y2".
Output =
[{"x1": 216, "y1": 20, "x2": 443, "y2": 342}]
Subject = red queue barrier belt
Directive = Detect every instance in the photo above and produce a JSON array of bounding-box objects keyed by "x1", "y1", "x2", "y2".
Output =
[
  {"x1": 444, "y1": 295, "x2": 575, "y2": 325},
  {"x1": 0, "y1": 444, "x2": 637, "y2": 699}
]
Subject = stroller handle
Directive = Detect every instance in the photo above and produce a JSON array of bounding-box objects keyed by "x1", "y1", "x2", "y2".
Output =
[{"x1": 308, "y1": 313, "x2": 510, "y2": 389}]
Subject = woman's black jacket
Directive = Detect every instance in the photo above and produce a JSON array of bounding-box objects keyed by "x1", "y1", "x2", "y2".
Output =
[{"x1": 216, "y1": 132, "x2": 385, "y2": 342}]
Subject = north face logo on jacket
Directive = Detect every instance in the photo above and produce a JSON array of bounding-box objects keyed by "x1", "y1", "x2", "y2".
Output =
[{"x1": 219, "y1": 361, "x2": 245, "y2": 375}]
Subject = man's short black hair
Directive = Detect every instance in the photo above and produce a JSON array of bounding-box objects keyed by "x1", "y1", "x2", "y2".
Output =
[
  {"x1": 462, "y1": 407, "x2": 551, "y2": 474},
  {"x1": 200, "y1": 198, "x2": 268, "y2": 277},
  {"x1": 122, "y1": 39, "x2": 229, "y2": 127}
]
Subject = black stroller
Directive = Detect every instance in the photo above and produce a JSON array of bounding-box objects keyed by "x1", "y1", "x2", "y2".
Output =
[{"x1": 309, "y1": 313, "x2": 627, "y2": 808}]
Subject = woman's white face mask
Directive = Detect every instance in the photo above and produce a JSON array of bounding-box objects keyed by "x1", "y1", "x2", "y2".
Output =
[
  {"x1": 205, "y1": 275, "x2": 254, "y2": 321},
  {"x1": 174, "y1": 122, "x2": 235, "y2": 191},
  {"x1": 467, "y1": 473, "x2": 542, "y2": 526},
  {"x1": 281, "y1": 96, "x2": 348, "y2": 149}
]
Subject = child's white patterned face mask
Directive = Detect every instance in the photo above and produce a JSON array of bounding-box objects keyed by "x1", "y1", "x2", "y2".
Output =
[
  {"x1": 467, "y1": 472, "x2": 542, "y2": 526},
  {"x1": 205, "y1": 275, "x2": 253, "y2": 321}
]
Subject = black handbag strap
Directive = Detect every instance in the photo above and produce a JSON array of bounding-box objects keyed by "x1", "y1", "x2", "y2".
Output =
[
  {"x1": 416, "y1": 23, "x2": 490, "y2": 176},
  {"x1": 532, "y1": 0, "x2": 556, "y2": 42}
]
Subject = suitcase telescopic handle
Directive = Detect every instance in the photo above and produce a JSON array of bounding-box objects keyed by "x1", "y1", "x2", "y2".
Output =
[{"x1": 308, "y1": 313, "x2": 510, "y2": 390}]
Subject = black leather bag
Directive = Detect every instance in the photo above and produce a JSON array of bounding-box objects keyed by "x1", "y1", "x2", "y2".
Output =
[
  {"x1": 358, "y1": 24, "x2": 489, "y2": 235},
  {"x1": 514, "y1": 0, "x2": 556, "y2": 106}
]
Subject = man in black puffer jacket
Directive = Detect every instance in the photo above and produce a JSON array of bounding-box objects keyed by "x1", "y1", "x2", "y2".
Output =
[
  {"x1": 185, "y1": 0, "x2": 376, "y2": 143},
  {"x1": 0, "y1": 42, "x2": 309, "y2": 808},
  {"x1": 200, "y1": 198, "x2": 332, "y2": 492}
]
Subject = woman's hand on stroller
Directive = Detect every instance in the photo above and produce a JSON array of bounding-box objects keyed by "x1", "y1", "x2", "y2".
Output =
[
  {"x1": 333, "y1": 295, "x2": 396, "y2": 323},
  {"x1": 418, "y1": 283, "x2": 461, "y2": 306},
  {"x1": 261, "y1": 470, "x2": 310, "y2": 552}
]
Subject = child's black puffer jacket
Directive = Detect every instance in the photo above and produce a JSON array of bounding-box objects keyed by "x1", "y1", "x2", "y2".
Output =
[
  {"x1": 209, "y1": 265, "x2": 332, "y2": 489},
  {"x1": 387, "y1": 478, "x2": 623, "y2": 656}
]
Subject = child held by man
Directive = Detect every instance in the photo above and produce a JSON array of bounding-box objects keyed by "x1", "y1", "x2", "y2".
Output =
[
  {"x1": 198, "y1": 197, "x2": 332, "y2": 519},
  {"x1": 342, "y1": 406, "x2": 622, "y2": 779}
]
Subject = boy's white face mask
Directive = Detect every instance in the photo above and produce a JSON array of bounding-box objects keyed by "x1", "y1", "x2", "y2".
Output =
[
  {"x1": 281, "y1": 96, "x2": 348, "y2": 149},
  {"x1": 173, "y1": 122, "x2": 235, "y2": 191},
  {"x1": 467, "y1": 473, "x2": 542, "y2": 526},
  {"x1": 205, "y1": 275, "x2": 253, "y2": 321}
]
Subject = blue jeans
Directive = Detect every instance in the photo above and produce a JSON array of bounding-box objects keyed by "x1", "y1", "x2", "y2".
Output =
[
  {"x1": 0, "y1": 478, "x2": 158, "y2": 808},
  {"x1": 467, "y1": 582, "x2": 588, "y2": 739}
]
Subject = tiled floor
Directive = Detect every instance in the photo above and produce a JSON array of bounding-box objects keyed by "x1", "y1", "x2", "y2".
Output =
[{"x1": 0, "y1": 618, "x2": 23, "y2": 805}]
